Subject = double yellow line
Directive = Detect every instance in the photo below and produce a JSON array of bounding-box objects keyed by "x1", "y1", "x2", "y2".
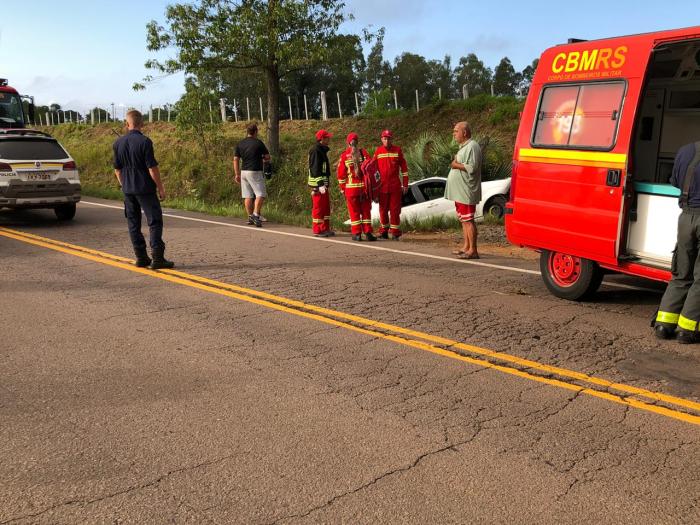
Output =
[{"x1": 3, "y1": 226, "x2": 700, "y2": 427}]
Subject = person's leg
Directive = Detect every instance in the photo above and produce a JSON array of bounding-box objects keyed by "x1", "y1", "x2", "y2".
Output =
[
  {"x1": 311, "y1": 191, "x2": 323, "y2": 234},
  {"x1": 347, "y1": 195, "x2": 362, "y2": 238},
  {"x1": 254, "y1": 196, "x2": 265, "y2": 216},
  {"x1": 361, "y1": 198, "x2": 375, "y2": 240},
  {"x1": 124, "y1": 194, "x2": 147, "y2": 258},
  {"x1": 464, "y1": 220, "x2": 478, "y2": 257},
  {"x1": 460, "y1": 220, "x2": 471, "y2": 254},
  {"x1": 656, "y1": 213, "x2": 694, "y2": 337},
  {"x1": 136, "y1": 193, "x2": 165, "y2": 252},
  {"x1": 389, "y1": 189, "x2": 402, "y2": 238},
  {"x1": 240, "y1": 171, "x2": 255, "y2": 220},
  {"x1": 378, "y1": 192, "x2": 390, "y2": 237},
  {"x1": 322, "y1": 192, "x2": 331, "y2": 233},
  {"x1": 244, "y1": 198, "x2": 254, "y2": 216}
]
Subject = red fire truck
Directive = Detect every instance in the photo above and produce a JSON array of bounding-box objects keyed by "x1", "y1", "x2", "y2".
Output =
[
  {"x1": 0, "y1": 78, "x2": 33, "y2": 128},
  {"x1": 506, "y1": 26, "x2": 700, "y2": 300}
]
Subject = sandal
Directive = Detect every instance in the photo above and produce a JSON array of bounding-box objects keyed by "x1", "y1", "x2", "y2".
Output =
[
  {"x1": 457, "y1": 252, "x2": 480, "y2": 260},
  {"x1": 452, "y1": 249, "x2": 466, "y2": 255}
]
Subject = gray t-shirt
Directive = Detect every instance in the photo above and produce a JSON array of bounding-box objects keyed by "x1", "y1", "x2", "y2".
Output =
[{"x1": 445, "y1": 139, "x2": 482, "y2": 205}]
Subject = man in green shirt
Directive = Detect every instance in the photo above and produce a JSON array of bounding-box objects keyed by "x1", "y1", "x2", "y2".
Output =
[{"x1": 445, "y1": 121, "x2": 482, "y2": 259}]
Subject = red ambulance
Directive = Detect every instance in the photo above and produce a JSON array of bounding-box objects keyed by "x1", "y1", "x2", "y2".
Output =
[{"x1": 506, "y1": 26, "x2": 700, "y2": 299}]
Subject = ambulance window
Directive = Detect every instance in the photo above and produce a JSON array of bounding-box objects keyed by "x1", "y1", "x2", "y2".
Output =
[
  {"x1": 533, "y1": 81, "x2": 625, "y2": 149},
  {"x1": 568, "y1": 83, "x2": 625, "y2": 148},
  {"x1": 533, "y1": 86, "x2": 581, "y2": 146}
]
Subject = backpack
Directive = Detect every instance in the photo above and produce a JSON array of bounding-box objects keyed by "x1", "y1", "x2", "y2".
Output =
[{"x1": 361, "y1": 156, "x2": 382, "y2": 203}]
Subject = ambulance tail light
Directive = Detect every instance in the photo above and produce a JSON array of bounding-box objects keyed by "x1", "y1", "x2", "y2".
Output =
[
  {"x1": 63, "y1": 161, "x2": 76, "y2": 170},
  {"x1": 0, "y1": 162, "x2": 12, "y2": 172}
]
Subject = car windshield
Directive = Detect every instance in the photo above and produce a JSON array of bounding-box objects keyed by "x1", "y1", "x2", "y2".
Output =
[
  {"x1": 417, "y1": 181, "x2": 446, "y2": 201},
  {"x1": 0, "y1": 139, "x2": 68, "y2": 160},
  {"x1": 0, "y1": 92, "x2": 26, "y2": 128}
]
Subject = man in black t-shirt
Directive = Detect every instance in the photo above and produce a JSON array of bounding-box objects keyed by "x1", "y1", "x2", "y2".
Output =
[
  {"x1": 113, "y1": 109, "x2": 174, "y2": 269},
  {"x1": 233, "y1": 123, "x2": 271, "y2": 227}
]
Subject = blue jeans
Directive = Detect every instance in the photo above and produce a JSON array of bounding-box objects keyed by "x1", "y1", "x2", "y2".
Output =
[{"x1": 124, "y1": 193, "x2": 165, "y2": 252}]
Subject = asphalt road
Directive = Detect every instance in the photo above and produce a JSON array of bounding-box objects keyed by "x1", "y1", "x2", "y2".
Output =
[{"x1": 1, "y1": 199, "x2": 699, "y2": 524}]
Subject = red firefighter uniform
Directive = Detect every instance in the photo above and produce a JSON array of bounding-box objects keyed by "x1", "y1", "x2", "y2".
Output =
[
  {"x1": 374, "y1": 138, "x2": 408, "y2": 238},
  {"x1": 338, "y1": 142, "x2": 374, "y2": 238}
]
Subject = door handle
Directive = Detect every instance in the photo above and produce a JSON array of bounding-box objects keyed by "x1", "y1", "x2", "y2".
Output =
[{"x1": 606, "y1": 169, "x2": 621, "y2": 187}]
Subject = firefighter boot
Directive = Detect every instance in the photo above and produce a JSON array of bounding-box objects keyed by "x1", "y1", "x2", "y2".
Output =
[
  {"x1": 654, "y1": 323, "x2": 676, "y2": 340},
  {"x1": 150, "y1": 246, "x2": 175, "y2": 270},
  {"x1": 134, "y1": 247, "x2": 152, "y2": 268},
  {"x1": 364, "y1": 232, "x2": 377, "y2": 242},
  {"x1": 677, "y1": 329, "x2": 700, "y2": 344}
]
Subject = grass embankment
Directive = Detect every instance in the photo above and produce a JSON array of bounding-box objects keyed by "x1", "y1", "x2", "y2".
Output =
[{"x1": 48, "y1": 95, "x2": 522, "y2": 232}]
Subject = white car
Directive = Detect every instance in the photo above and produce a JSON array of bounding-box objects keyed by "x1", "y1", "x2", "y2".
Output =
[
  {"x1": 0, "y1": 129, "x2": 81, "y2": 220},
  {"x1": 345, "y1": 177, "x2": 511, "y2": 226}
]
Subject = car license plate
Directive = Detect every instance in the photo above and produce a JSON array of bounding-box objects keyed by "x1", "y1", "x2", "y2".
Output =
[{"x1": 23, "y1": 171, "x2": 54, "y2": 181}]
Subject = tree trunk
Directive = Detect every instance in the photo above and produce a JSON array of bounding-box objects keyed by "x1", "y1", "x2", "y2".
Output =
[{"x1": 265, "y1": 66, "x2": 280, "y2": 157}]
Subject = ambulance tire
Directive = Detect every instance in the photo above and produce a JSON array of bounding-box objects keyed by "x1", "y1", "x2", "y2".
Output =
[{"x1": 540, "y1": 250, "x2": 603, "y2": 301}]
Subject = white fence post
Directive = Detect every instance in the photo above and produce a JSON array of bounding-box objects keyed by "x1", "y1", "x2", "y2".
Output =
[
  {"x1": 220, "y1": 98, "x2": 226, "y2": 123},
  {"x1": 491, "y1": 83, "x2": 495, "y2": 96},
  {"x1": 336, "y1": 92, "x2": 343, "y2": 119},
  {"x1": 415, "y1": 90, "x2": 420, "y2": 112},
  {"x1": 259, "y1": 97, "x2": 264, "y2": 120},
  {"x1": 393, "y1": 90, "x2": 398, "y2": 110},
  {"x1": 233, "y1": 99, "x2": 238, "y2": 122},
  {"x1": 304, "y1": 94, "x2": 309, "y2": 120},
  {"x1": 438, "y1": 87, "x2": 442, "y2": 100},
  {"x1": 462, "y1": 83, "x2": 469, "y2": 99},
  {"x1": 288, "y1": 96, "x2": 293, "y2": 120},
  {"x1": 354, "y1": 92, "x2": 360, "y2": 115},
  {"x1": 320, "y1": 91, "x2": 328, "y2": 121},
  {"x1": 246, "y1": 97, "x2": 250, "y2": 121}
]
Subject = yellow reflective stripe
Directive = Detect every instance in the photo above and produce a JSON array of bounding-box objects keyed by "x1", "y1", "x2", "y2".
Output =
[
  {"x1": 656, "y1": 311, "x2": 680, "y2": 324},
  {"x1": 377, "y1": 153, "x2": 399, "y2": 159},
  {"x1": 338, "y1": 178, "x2": 347, "y2": 183},
  {"x1": 346, "y1": 183, "x2": 364, "y2": 188},
  {"x1": 518, "y1": 148, "x2": 627, "y2": 167},
  {"x1": 312, "y1": 219, "x2": 324, "y2": 223},
  {"x1": 380, "y1": 223, "x2": 389, "y2": 228},
  {"x1": 678, "y1": 315, "x2": 698, "y2": 331},
  {"x1": 361, "y1": 220, "x2": 372, "y2": 223},
  {"x1": 390, "y1": 224, "x2": 400, "y2": 228},
  {"x1": 350, "y1": 220, "x2": 361, "y2": 225}
]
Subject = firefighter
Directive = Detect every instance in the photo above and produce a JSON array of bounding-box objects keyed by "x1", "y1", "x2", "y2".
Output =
[
  {"x1": 338, "y1": 132, "x2": 376, "y2": 241},
  {"x1": 654, "y1": 141, "x2": 700, "y2": 343},
  {"x1": 374, "y1": 129, "x2": 409, "y2": 240},
  {"x1": 308, "y1": 129, "x2": 334, "y2": 237}
]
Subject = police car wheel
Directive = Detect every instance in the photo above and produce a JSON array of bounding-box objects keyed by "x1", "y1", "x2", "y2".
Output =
[
  {"x1": 54, "y1": 203, "x2": 76, "y2": 221},
  {"x1": 540, "y1": 250, "x2": 603, "y2": 301}
]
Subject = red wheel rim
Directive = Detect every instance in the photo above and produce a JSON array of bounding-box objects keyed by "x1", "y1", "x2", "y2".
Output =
[{"x1": 548, "y1": 252, "x2": 581, "y2": 287}]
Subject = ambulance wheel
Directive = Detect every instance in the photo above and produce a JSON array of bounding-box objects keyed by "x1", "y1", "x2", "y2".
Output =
[
  {"x1": 54, "y1": 203, "x2": 76, "y2": 221},
  {"x1": 540, "y1": 250, "x2": 603, "y2": 301}
]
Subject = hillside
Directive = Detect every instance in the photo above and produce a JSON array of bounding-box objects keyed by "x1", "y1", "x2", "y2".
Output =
[{"x1": 48, "y1": 95, "x2": 523, "y2": 230}]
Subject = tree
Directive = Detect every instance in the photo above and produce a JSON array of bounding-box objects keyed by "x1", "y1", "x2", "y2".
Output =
[
  {"x1": 455, "y1": 53, "x2": 492, "y2": 96},
  {"x1": 493, "y1": 57, "x2": 520, "y2": 96},
  {"x1": 519, "y1": 58, "x2": 539, "y2": 96},
  {"x1": 427, "y1": 55, "x2": 456, "y2": 100},
  {"x1": 364, "y1": 27, "x2": 392, "y2": 94},
  {"x1": 392, "y1": 52, "x2": 431, "y2": 108},
  {"x1": 140, "y1": 0, "x2": 352, "y2": 156}
]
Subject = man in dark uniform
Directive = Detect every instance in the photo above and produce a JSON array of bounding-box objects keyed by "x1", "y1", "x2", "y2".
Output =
[
  {"x1": 113, "y1": 109, "x2": 174, "y2": 269},
  {"x1": 308, "y1": 129, "x2": 334, "y2": 237},
  {"x1": 654, "y1": 141, "x2": 700, "y2": 343}
]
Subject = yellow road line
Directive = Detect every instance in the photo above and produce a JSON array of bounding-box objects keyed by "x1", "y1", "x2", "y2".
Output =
[{"x1": 3, "y1": 226, "x2": 700, "y2": 427}]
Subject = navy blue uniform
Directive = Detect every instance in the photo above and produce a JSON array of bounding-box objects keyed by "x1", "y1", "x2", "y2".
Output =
[
  {"x1": 656, "y1": 142, "x2": 700, "y2": 340},
  {"x1": 113, "y1": 130, "x2": 165, "y2": 252}
]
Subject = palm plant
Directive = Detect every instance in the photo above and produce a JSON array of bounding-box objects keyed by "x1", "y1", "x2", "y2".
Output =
[{"x1": 404, "y1": 131, "x2": 512, "y2": 182}]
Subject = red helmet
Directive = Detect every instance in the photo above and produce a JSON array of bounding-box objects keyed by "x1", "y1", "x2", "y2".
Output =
[
  {"x1": 315, "y1": 129, "x2": 332, "y2": 141},
  {"x1": 346, "y1": 132, "x2": 359, "y2": 144},
  {"x1": 381, "y1": 129, "x2": 393, "y2": 139}
]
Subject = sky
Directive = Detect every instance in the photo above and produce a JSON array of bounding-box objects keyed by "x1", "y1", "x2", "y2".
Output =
[{"x1": 0, "y1": 0, "x2": 698, "y2": 113}]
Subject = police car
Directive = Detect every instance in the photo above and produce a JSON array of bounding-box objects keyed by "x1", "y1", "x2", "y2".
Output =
[{"x1": 0, "y1": 129, "x2": 81, "y2": 220}]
